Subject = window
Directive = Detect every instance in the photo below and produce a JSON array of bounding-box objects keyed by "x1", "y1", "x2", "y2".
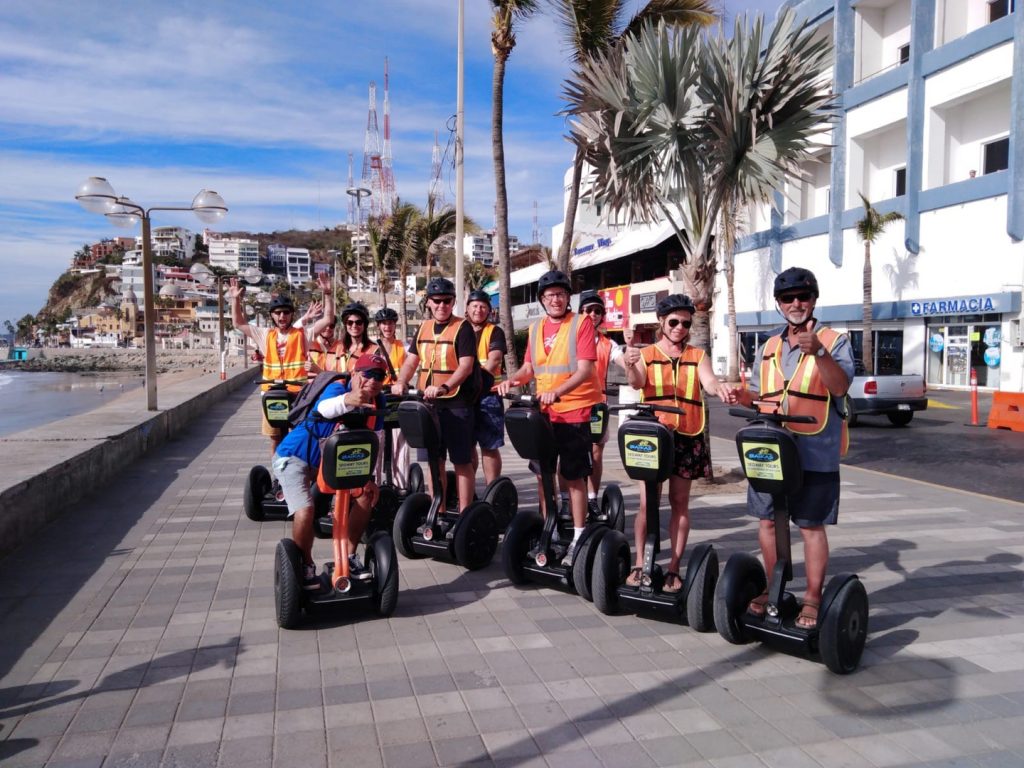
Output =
[
  {"x1": 983, "y1": 137, "x2": 1009, "y2": 175},
  {"x1": 897, "y1": 43, "x2": 910, "y2": 65},
  {"x1": 989, "y1": 0, "x2": 1015, "y2": 22},
  {"x1": 894, "y1": 167, "x2": 907, "y2": 197}
]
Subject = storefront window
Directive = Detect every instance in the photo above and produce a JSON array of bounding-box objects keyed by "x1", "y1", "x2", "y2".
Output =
[
  {"x1": 847, "y1": 330, "x2": 904, "y2": 375},
  {"x1": 925, "y1": 314, "x2": 1001, "y2": 387}
]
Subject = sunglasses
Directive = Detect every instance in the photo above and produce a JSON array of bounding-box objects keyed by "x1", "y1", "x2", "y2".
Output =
[
  {"x1": 345, "y1": 319, "x2": 365, "y2": 326},
  {"x1": 431, "y1": 297, "x2": 454, "y2": 306},
  {"x1": 666, "y1": 318, "x2": 692, "y2": 329},
  {"x1": 778, "y1": 292, "x2": 814, "y2": 304},
  {"x1": 583, "y1": 306, "x2": 605, "y2": 316},
  {"x1": 360, "y1": 369, "x2": 386, "y2": 382},
  {"x1": 271, "y1": 309, "x2": 293, "y2": 316}
]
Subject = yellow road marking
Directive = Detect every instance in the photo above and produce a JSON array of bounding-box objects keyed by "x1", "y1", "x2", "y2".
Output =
[{"x1": 927, "y1": 398, "x2": 958, "y2": 410}]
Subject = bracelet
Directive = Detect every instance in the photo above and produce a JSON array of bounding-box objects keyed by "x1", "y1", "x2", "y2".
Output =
[{"x1": 438, "y1": 384, "x2": 450, "y2": 394}]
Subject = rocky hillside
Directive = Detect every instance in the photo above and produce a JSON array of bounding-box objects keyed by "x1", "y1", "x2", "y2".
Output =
[{"x1": 38, "y1": 271, "x2": 119, "y2": 321}]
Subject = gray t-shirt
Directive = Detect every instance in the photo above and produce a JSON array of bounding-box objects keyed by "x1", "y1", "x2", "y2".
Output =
[{"x1": 749, "y1": 327, "x2": 855, "y2": 472}]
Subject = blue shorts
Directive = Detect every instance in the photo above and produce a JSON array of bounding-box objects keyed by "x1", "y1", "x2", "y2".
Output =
[
  {"x1": 437, "y1": 406, "x2": 475, "y2": 465},
  {"x1": 747, "y1": 470, "x2": 840, "y2": 527},
  {"x1": 475, "y1": 393, "x2": 505, "y2": 451}
]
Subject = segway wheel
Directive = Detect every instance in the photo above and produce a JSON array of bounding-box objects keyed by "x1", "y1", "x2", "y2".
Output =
[
  {"x1": 819, "y1": 577, "x2": 869, "y2": 675},
  {"x1": 482, "y1": 477, "x2": 518, "y2": 531},
  {"x1": 684, "y1": 547, "x2": 719, "y2": 632},
  {"x1": 274, "y1": 539, "x2": 303, "y2": 629},
  {"x1": 454, "y1": 501, "x2": 499, "y2": 571},
  {"x1": 311, "y1": 485, "x2": 333, "y2": 539},
  {"x1": 367, "y1": 532, "x2": 400, "y2": 618},
  {"x1": 571, "y1": 528, "x2": 607, "y2": 602},
  {"x1": 713, "y1": 552, "x2": 766, "y2": 645},
  {"x1": 393, "y1": 493, "x2": 431, "y2": 559},
  {"x1": 502, "y1": 510, "x2": 542, "y2": 585},
  {"x1": 593, "y1": 530, "x2": 629, "y2": 615},
  {"x1": 244, "y1": 466, "x2": 271, "y2": 522},
  {"x1": 366, "y1": 485, "x2": 401, "y2": 542},
  {"x1": 601, "y1": 484, "x2": 626, "y2": 533},
  {"x1": 407, "y1": 463, "x2": 425, "y2": 495}
]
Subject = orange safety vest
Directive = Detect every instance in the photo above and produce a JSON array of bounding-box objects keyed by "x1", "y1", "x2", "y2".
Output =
[
  {"x1": 639, "y1": 344, "x2": 706, "y2": 436},
  {"x1": 476, "y1": 323, "x2": 505, "y2": 384},
  {"x1": 593, "y1": 334, "x2": 613, "y2": 403},
  {"x1": 416, "y1": 317, "x2": 466, "y2": 397},
  {"x1": 309, "y1": 337, "x2": 342, "y2": 375},
  {"x1": 263, "y1": 328, "x2": 308, "y2": 392},
  {"x1": 335, "y1": 341, "x2": 380, "y2": 374},
  {"x1": 530, "y1": 312, "x2": 600, "y2": 414},
  {"x1": 759, "y1": 327, "x2": 849, "y2": 454},
  {"x1": 380, "y1": 338, "x2": 406, "y2": 386}
]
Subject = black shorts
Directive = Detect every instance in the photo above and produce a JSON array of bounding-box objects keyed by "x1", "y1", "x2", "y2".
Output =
[
  {"x1": 747, "y1": 470, "x2": 840, "y2": 527},
  {"x1": 528, "y1": 421, "x2": 593, "y2": 481},
  {"x1": 437, "y1": 406, "x2": 475, "y2": 466}
]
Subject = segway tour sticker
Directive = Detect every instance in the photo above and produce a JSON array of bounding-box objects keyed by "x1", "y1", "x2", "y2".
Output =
[
  {"x1": 623, "y1": 434, "x2": 659, "y2": 470},
  {"x1": 741, "y1": 442, "x2": 784, "y2": 481},
  {"x1": 335, "y1": 444, "x2": 373, "y2": 478},
  {"x1": 590, "y1": 408, "x2": 605, "y2": 436},
  {"x1": 264, "y1": 398, "x2": 290, "y2": 422}
]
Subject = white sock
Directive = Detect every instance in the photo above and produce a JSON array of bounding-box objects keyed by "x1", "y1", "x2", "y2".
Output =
[
  {"x1": 587, "y1": 492, "x2": 597, "y2": 501},
  {"x1": 572, "y1": 527, "x2": 584, "y2": 543}
]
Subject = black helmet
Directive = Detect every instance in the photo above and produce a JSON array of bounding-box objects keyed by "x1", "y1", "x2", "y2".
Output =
[
  {"x1": 537, "y1": 270, "x2": 571, "y2": 296},
  {"x1": 578, "y1": 289, "x2": 603, "y2": 310},
  {"x1": 374, "y1": 307, "x2": 398, "y2": 322},
  {"x1": 425, "y1": 277, "x2": 456, "y2": 298},
  {"x1": 466, "y1": 289, "x2": 491, "y2": 306},
  {"x1": 268, "y1": 294, "x2": 294, "y2": 312},
  {"x1": 773, "y1": 267, "x2": 819, "y2": 298},
  {"x1": 656, "y1": 293, "x2": 696, "y2": 318},
  {"x1": 340, "y1": 302, "x2": 369, "y2": 323}
]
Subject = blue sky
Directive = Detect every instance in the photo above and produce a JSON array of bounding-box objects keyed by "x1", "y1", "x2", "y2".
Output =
[{"x1": 0, "y1": 0, "x2": 782, "y2": 323}]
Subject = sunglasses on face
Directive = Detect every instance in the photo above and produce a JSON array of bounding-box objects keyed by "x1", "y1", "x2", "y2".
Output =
[
  {"x1": 360, "y1": 369, "x2": 386, "y2": 382},
  {"x1": 345, "y1": 319, "x2": 365, "y2": 326},
  {"x1": 431, "y1": 297, "x2": 454, "y2": 306},
  {"x1": 666, "y1": 318, "x2": 692, "y2": 329},
  {"x1": 271, "y1": 309, "x2": 293, "y2": 316},
  {"x1": 778, "y1": 292, "x2": 814, "y2": 304},
  {"x1": 583, "y1": 306, "x2": 605, "y2": 316}
]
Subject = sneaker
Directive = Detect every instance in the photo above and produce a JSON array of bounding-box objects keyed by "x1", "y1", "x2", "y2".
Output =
[
  {"x1": 348, "y1": 553, "x2": 372, "y2": 581},
  {"x1": 561, "y1": 539, "x2": 578, "y2": 567},
  {"x1": 272, "y1": 480, "x2": 285, "y2": 503},
  {"x1": 302, "y1": 562, "x2": 322, "y2": 591},
  {"x1": 587, "y1": 498, "x2": 600, "y2": 519}
]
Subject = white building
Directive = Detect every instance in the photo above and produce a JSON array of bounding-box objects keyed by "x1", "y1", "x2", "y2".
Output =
[
  {"x1": 152, "y1": 226, "x2": 196, "y2": 262},
  {"x1": 206, "y1": 231, "x2": 259, "y2": 272},
  {"x1": 463, "y1": 231, "x2": 521, "y2": 268},
  {"x1": 285, "y1": 247, "x2": 312, "y2": 287}
]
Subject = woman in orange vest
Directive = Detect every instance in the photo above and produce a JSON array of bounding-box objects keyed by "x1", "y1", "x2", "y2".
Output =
[
  {"x1": 623, "y1": 294, "x2": 735, "y2": 593},
  {"x1": 334, "y1": 303, "x2": 380, "y2": 373}
]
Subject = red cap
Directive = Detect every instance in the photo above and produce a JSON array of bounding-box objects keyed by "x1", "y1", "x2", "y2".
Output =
[{"x1": 354, "y1": 353, "x2": 388, "y2": 373}]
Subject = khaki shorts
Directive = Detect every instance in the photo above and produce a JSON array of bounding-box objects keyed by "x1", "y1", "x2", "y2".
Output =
[{"x1": 261, "y1": 409, "x2": 285, "y2": 439}]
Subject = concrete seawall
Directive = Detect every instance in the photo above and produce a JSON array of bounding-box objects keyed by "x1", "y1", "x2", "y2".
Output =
[{"x1": 0, "y1": 365, "x2": 259, "y2": 559}]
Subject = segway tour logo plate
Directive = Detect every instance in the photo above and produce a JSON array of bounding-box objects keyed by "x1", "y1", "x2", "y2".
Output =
[
  {"x1": 590, "y1": 408, "x2": 605, "y2": 436},
  {"x1": 741, "y1": 442, "x2": 784, "y2": 481},
  {"x1": 623, "y1": 434, "x2": 660, "y2": 470},
  {"x1": 334, "y1": 444, "x2": 373, "y2": 478},
  {"x1": 264, "y1": 398, "x2": 291, "y2": 423}
]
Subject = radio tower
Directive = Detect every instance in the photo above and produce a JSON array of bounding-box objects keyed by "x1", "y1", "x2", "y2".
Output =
[
  {"x1": 360, "y1": 81, "x2": 384, "y2": 221},
  {"x1": 380, "y1": 58, "x2": 395, "y2": 216},
  {"x1": 428, "y1": 130, "x2": 444, "y2": 208},
  {"x1": 532, "y1": 200, "x2": 540, "y2": 245},
  {"x1": 346, "y1": 153, "x2": 356, "y2": 226}
]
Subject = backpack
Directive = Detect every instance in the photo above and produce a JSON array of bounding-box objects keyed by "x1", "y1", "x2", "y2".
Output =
[{"x1": 287, "y1": 371, "x2": 348, "y2": 428}]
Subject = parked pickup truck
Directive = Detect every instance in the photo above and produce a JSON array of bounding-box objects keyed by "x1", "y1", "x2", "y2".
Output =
[{"x1": 845, "y1": 365, "x2": 928, "y2": 426}]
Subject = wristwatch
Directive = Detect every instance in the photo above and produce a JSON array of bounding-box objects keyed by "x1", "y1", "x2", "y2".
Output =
[{"x1": 816, "y1": 346, "x2": 827, "y2": 358}]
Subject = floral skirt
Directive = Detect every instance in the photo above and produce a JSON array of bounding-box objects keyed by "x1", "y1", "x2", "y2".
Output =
[{"x1": 672, "y1": 432, "x2": 712, "y2": 480}]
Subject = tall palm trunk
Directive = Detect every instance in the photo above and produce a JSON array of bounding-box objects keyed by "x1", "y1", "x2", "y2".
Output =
[
  {"x1": 493, "y1": 37, "x2": 519, "y2": 371},
  {"x1": 863, "y1": 240, "x2": 873, "y2": 376},
  {"x1": 556, "y1": 147, "x2": 584, "y2": 272}
]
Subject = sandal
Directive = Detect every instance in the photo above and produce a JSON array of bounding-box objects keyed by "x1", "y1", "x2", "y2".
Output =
[
  {"x1": 662, "y1": 571, "x2": 682, "y2": 594},
  {"x1": 796, "y1": 601, "x2": 819, "y2": 630},
  {"x1": 747, "y1": 591, "x2": 769, "y2": 617},
  {"x1": 625, "y1": 567, "x2": 642, "y2": 587}
]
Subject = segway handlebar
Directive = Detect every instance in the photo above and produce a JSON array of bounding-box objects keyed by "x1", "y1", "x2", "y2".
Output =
[
  {"x1": 501, "y1": 393, "x2": 559, "y2": 406},
  {"x1": 256, "y1": 377, "x2": 315, "y2": 387},
  {"x1": 728, "y1": 405, "x2": 816, "y2": 425},
  {"x1": 609, "y1": 402, "x2": 686, "y2": 417}
]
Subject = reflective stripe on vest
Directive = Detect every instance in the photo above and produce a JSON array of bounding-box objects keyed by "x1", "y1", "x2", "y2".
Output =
[
  {"x1": 639, "y1": 344, "x2": 705, "y2": 436},
  {"x1": 530, "y1": 312, "x2": 600, "y2": 413},
  {"x1": 337, "y1": 341, "x2": 380, "y2": 374},
  {"x1": 263, "y1": 328, "x2": 307, "y2": 392},
  {"x1": 476, "y1": 323, "x2": 505, "y2": 383},
  {"x1": 309, "y1": 339, "x2": 342, "y2": 375},
  {"x1": 594, "y1": 334, "x2": 612, "y2": 403},
  {"x1": 416, "y1": 318, "x2": 465, "y2": 397}
]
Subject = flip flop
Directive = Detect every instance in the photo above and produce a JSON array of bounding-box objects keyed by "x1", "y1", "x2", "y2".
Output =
[
  {"x1": 625, "y1": 567, "x2": 642, "y2": 587},
  {"x1": 747, "y1": 591, "x2": 769, "y2": 617},
  {"x1": 663, "y1": 571, "x2": 683, "y2": 594},
  {"x1": 796, "y1": 601, "x2": 819, "y2": 630}
]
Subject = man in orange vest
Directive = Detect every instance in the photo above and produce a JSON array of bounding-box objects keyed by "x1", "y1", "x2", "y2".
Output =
[
  {"x1": 623, "y1": 294, "x2": 735, "y2": 592},
  {"x1": 391, "y1": 277, "x2": 480, "y2": 512},
  {"x1": 496, "y1": 270, "x2": 600, "y2": 565},
  {"x1": 578, "y1": 289, "x2": 625, "y2": 515},
  {"x1": 732, "y1": 267, "x2": 855, "y2": 629},
  {"x1": 466, "y1": 289, "x2": 507, "y2": 484}
]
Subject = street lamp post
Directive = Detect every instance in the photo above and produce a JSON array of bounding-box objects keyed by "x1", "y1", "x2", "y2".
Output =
[
  {"x1": 346, "y1": 186, "x2": 371, "y2": 296},
  {"x1": 76, "y1": 177, "x2": 227, "y2": 410}
]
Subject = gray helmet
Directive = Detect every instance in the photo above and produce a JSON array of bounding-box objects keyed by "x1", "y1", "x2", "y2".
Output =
[
  {"x1": 466, "y1": 289, "x2": 491, "y2": 306},
  {"x1": 268, "y1": 294, "x2": 294, "y2": 312},
  {"x1": 374, "y1": 307, "x2": 398, "y2": 322},
  {"x1": 773, "y1": 267, "x2": 819, "y2": 298},
  {"x1": 656, "y1": 293, "x2": 696, "y2": 318},
  {"x1": 578, "y1": 289, "x2": 603, "y2": 310},
  {"x1": 425, "y1": 277, "x2": 456, "y2": 298},
  {"x1": 340, "y1": 302, "x2": 369, "y2": 323},
  {"x1": 537, "y1": 270, "x2": 571, "y2": 296}
]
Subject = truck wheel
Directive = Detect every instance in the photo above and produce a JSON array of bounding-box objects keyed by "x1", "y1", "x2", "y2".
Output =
[{"x1": 845, "y1": 396, "x2": 858, "y2": 427}]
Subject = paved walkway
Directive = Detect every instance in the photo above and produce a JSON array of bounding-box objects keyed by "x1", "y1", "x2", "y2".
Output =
[{"x1": 2, "y1": 386, "x2": 1024, "y2": 768}]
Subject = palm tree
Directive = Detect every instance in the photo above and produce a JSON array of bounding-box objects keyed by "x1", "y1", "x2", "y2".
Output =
[
  {"x1": 563, "y1": 10, "x2": 834, "y2": 353},
  {"x1": 551, "y1": 0, "x2": 718, "y2": 273},
  {"x1": 368, "y1": 201, "x2": 420, "y2": 311},
  {"x1": 333, "y1": 243, "x2": 358, "y2": 306},
  {"x1": 417, "y1": 195, "x2": 461, "y2": 280},
  {"x1": 465, "y1": 260, "x2": 494, "y2": 291},
  {"x1": 856, "y1": 193, "x2": 904, "y2": 375},
  {"x1": 491, "y1": 0, "x2": 539, "y2": 372}
]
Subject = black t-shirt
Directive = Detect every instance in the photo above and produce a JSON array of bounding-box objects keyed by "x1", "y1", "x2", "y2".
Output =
[
  {"x1": 409, "y1": 318, "x2": 480, "y2": 407},
  {"x1": 475, "y1": 323, "x2": 507, "y2": 393}
]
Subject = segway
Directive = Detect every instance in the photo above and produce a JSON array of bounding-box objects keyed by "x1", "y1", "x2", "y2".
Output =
[
  {"x1": 274, "y1": 409, "x2": 399, "y2": 628},
  {"x1": 713, "y1": 406, "x2": 868, "y2": 674},
  {"x1": 392, "y1": 393, "x2": 499, "y2": 570},
  {"x1": 500, "y1": 395, "x2": 619, "y2": 598},
  {"x1": 244, "y1": 378, "x2": 304, "y2": 522},
  {"x1": 590, "y1": 403, "x2": 717, "y2": 630},
  {"x1": 587, "y1": 401, "x2": 626, "y2": 532}
]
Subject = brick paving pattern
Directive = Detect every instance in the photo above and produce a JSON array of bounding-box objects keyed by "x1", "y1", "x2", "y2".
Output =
[{"x1": 2, "y1": 386, "x2": 1024, "y2": 767}]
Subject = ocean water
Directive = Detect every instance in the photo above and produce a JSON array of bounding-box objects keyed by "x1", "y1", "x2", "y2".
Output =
[{"x1": 0, "y1": 370, "x2": 145, "y2": 437}]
